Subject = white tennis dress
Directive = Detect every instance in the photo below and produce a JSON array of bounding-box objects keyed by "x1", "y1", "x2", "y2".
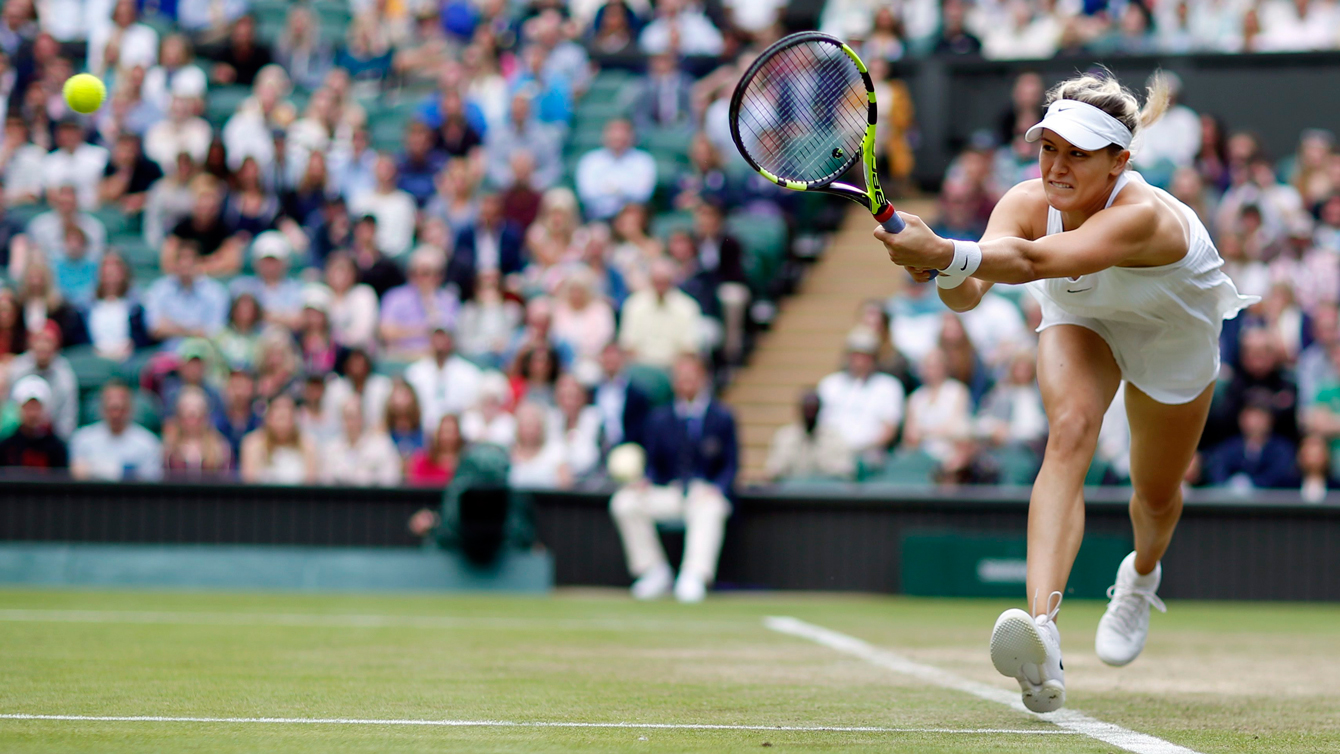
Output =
[{"x1": 1025, "y1": 171, "x2": 1258, "y2": 405}]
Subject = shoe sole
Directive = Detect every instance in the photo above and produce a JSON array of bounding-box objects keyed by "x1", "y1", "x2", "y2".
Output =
[{"x1": 991, "y1": 609, "x2": 1065, "y2": 713}]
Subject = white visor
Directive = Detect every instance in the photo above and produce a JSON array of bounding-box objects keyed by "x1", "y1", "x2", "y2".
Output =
[{"x1": 1025, "y1": 99, "x2": 1133, "y2": 151}]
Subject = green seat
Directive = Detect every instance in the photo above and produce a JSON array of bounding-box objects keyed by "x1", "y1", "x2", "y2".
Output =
[
  {"x1": 626, "y1": 364, "x2": 673, "y2": 406},
  {"x1": 65, "y1": 346, "x2": 119, "y2": 391},
  {"x1": 6, "y1": 202, "x2": 48, "y2": 227},
  {"x1": 375, "y1": 359, "x2": 413, "y2": 380},
  {"x1": 574, "y1": 100, "x2": 629, "y2": 126},
  {"x1": 567, "y1": 125, "x2": 606, "y2": 154},
  {"x1": 206, "y1": 86, "x2": 253, "y2": 127},
  {"x1": 583, "y1": 72, "x2": 635, "y2": 105},
  {"x1": 650, "y1": 210, "x2": 693, "y2": 240},
  {"x1": 111, "y1": 234, "x2": 158, "y2": 267},
  {"x1": 92, "y1": 206, "x2": 131, "y2": 236},
  {"x1": 873, "y1": 448, "x2": 939, "y2": 486},
  {"x1": 643, "y1": 128, "x2": 693, "y2": 156},
  {"x1": 991, "y1": 444, "x2": 1040, "y2": 486}
]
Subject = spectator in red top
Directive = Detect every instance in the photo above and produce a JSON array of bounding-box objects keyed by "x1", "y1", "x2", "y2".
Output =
[
  {"x1": 406, "y1": 413, "x2": 466, "y2": 487},
  {"x1": 0, "y1": 375, "x2": 68, "y2": 473}
]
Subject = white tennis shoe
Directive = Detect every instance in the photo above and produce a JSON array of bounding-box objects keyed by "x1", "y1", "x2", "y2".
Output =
[
  {"x1": 1096, "y1": 552, "x2": 1166, "y2": 667},
  {"x1": 630, "y1": 563, "x2": 673, "y2": 600},
  {"x1": 990, "y1": 591, "x2": 1065, "y2": 713}
]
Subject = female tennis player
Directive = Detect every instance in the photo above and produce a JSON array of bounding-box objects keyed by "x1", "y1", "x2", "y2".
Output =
[{"x1": 875, "y1": 72, "x2": 1256, "y2": 713}]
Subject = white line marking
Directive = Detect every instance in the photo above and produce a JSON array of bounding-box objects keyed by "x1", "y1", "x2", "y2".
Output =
[
  {"x1": 764, "y1": 616, "x2": 1202, "y2": 754},
  {"x1": 0, "y1": 609, "x2": 746, "y2": 632},
  {"x1": 0, "y1": 714, "x2": 1076, "y2": 735}
]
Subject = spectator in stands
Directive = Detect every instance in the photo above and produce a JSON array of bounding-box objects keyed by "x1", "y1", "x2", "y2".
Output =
[
  {"x1": 461, "y1": 370, "x2": 517, "y2": 447},
  {"x1": 161, "y1": 176, "x2": 247, "y2": 276},
  {"x1": 448, "y1": 193, "x2": 525, "y2": 301},
  {"x1": 932, "y1": 180, "x2": 987, "y2": 242},
  {"x1": 938, "y1": 314, "x2": 992, "y2": 408},
  {"x1": 70, "y1": 380, "x2": 162, "y2": 481},
  {"x1": 87, "y1": 0, "x2": 158, "y2": 79},
  {"x1": 552, "y1": 266, "x2": 615, "y2": 376},
  {"x1": 144, "y1": 242, "x2": 229, "y2": 344},
  {"x1": 632, "y1": 52, "x2": 692, "y2": 134},
  {"x1": 318, "y1": 253, "x2": 376, "y2": 354},
  {"x1": 224, "y1": 157, "x2": 284, "y2": 238},
  {"x1": 397, "y1": 120, "x2": 448, "y2": 208},
  {"x1": 384, "y1": 378, "x2": 425, "y2": 461},
  {"x1": 344, "y1": 215, "x2": 403, "y2": 299},
  {"x1": 610, "y1": 353, "x2": 735, "y2": 603},
  {"x1": 981, "y1": 0, "x2": 1059, "y2": 60},
  {"x1": 1134, "y1": 72, "x2": 1201, "y2": 180},
  {"x1": 499, "y1": 150, "x2": 543, "y2": 231},
  {"x1": 817, "y1": 328, "x2": 905, "y2": 464},
  {"x1": 297, "y1": 373, "x2": 338, "y2": 446},
  {"x1": 548, "y1": 373, "x2": 601, "y2": 479},
  {"x1": 145, "y1": 90, "x2": 211, "y2": 176},
  {"x1": 85, "y1": 253, "x2": 148, "y2": 361},
  {"x1": 325, "y1": 347, "x2": 392, "y2": 431},
  {"x1": 212, "y1": 292, "x2": 263, "y2": 372},
  {"x1": 592, "y1": 342, "x2": 651, "y2": 456},
  {"x1": 50, "y1": 224, "x2": 98, "y2": 307},
  {"x1": 0, "y1": 375, "x2": 67, "y2": 473},
  {"x1": 229, "y1": 232, "x2": 303, "y2": 331},
  {"x1": 392, "y1": 6, "x2": 451, "y2": 82},
  {"x1": 15, "y1": 258, "x2": 88, "y2": 346},
  {"x1": 161, "y1": 338, "x2": 224, "y2": 421},
  {"x1": 98, "y1": 131, "x2": 163, "y2": 219},
  {"x1": 456, "y1": 268, "x2": 522, "y2": 369},
  {"x1": 1213, "y1": 327, "x2": 1299, "y2": 444},
  {"x1": 976, "y1": 349, "x2": 1047, "y2": 450},
  {"x1": 406, "y1": 325, "x2": 482, "y2": 433},
  {"x1": 1297, "y1": 306, "x2": 1340, "y2": 408},
  {"x1": 433, "y1": 87, "x2": 485, "y2": 158},
  {"x1": 1258, "y1": 0, "x2": 1335, "y2": 52},
  {"x1": 575, "y1": 118, "x2": 656, "y2": 222},
  {"x1": 142, "y1": 33, "x2": 206, "y2": 113},
  {"x1": 425, "y1": 157, "x2": 479, "y2": 237},
  {"x1": 143, "y1": 152, "x2": 200, "y2": 249},
  {"x1": 1297, "y1": 433, "x2": 1336, "y2": 502},
  {"x1": 213, "y1": 368, "x2": 260, "y2": 460},
  {"x1": 485, "y1": 91, "x2": 562, "y2": 191},
  {"x1": 610, "y1": 203, "x2": 661, "y2": 293},
  {"x1": 587, "y1": 0, "x2": 639, "y2": 56},
  {"x1": 350, "y1": 155, "x2": 417, "y2": 258},
  {"x1": 321, "y1": 395, "x2": 402, "y2": 486},
  {"x1": 691, "y1": 201, "x2": 748, "y2": 364},
  {"x1": 407, "y1": 413, "x2": 466, "y2": 487},
  {"x1": 509, "y1": 342, "x2": 561, "y2": 410},
  {"x1": 510, "y1": 400, "x2": 570, "y2": 488},
  {"x1": 0, "y1": 115, "x2": 48, "y2": 206},
  {"x1": 933, "y1": 438, "x2": 1004, "y2": 487},
  {"x1": 766, "y1": 389, "x2": 854, "y2": 483},
  {"x1": 0, "y1": 287, "x2": 23, "y2": 361},
  {"x1": 253, "y1": 327, "x2": 302, "y2": 402},
  {"x1": 639, "y1": 0, "x2": 723, "y2": 55},
  {"x1": 24, "y1": 183, "x2": 106, "y2": 266},
  {"x1": 335, "y1": 15, "x2": 394, "y2": 89},
  {"x1": 618, "y1": 258, "x2": 703, "y2": 369},
  {"x1": 240, "y1": 393, "x2": 318, "y2": 485},
  {"x1": 274, "y1": 5, "x2": 332, "y2": 91},
  {"x1": 176, "y1": 0, "x2": 247, "y2": 40},
  {"x1": 211, "y1": 14, "x2": 273, "y2": 87},
  {"x1": 902, "y1": 347, "x2": 972, "y2": 463},
  {"x1": 671, "y1": 134, "x2": 731, "y2": 213},
  {"x1": 379, "y1": 246, "x2": 459, "y2": 359},
  {"x1": 1285, "y1": 129, "x2": 1336, "y2": 208},
  {"x1": 294, "y1": 289, "x2": 343, "y2": 377},
  {"x1": 6, "y1": 322, "x2": 76, "y2": 440},
  {"x1": 163, "y1": 385, "x2": 233, "y2": 480},
  {"x1": 1205, "y1": 398, "x2": 1298, "y2": 490},
  {"x1": 42, "y1": 118, "x2": 108, "y2": 211}
]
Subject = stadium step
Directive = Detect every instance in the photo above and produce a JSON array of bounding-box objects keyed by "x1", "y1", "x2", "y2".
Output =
[{"x1": 725, "y1": 200, "x2": 937, "y2": 484}]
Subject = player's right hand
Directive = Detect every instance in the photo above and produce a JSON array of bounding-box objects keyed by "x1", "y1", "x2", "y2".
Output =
[{"x1": 905, "y1": 267, "x2": 936, "y2": 284}]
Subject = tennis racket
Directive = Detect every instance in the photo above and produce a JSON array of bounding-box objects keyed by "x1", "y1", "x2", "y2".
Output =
[{"x1": 729, "y1": 31, "x2": 906, "y2": 235}]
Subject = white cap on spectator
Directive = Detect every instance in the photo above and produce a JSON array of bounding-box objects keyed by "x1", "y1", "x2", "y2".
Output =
[
  {"x1": 302, "y1": 283, "x2": 332, "y2": 313},
  {"x1": 171, "y1": 67, "x2": 207, "y2": 99},
  {"x1": 252, "y1": 231, "x2": 291, "y2": 261},
  {"x1": 11, "y1": 375, "x2": 52, "y2": 409}
]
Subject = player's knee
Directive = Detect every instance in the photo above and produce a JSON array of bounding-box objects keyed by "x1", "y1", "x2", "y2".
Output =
[
  {"x1": 1045, "y1": 407, "x2": 1103, "y2": 457},
  {"x1": 1132, "y1": 481, "x2": 1181, "y2": 516}
]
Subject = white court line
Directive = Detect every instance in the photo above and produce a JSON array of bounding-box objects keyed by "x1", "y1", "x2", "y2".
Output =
[
  {"x1": 0, "y1": 609, "x2": 747, "y2": 632},
  {"x1": 765, "y1": 616, "x2": 1202, "y2": 754},
  {"x1": 0, "y1": 714, "x2": 1076, "y2": 735}
]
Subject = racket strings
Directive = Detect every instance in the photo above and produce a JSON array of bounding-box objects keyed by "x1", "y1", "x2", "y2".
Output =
[{"x1": 735, "y1": 40, "x2": 868, "y2": 184}]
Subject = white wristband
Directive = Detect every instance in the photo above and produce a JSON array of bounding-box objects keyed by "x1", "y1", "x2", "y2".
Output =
[{"x1": 936, "y1": 240, "x2": 983, "y2": 289}]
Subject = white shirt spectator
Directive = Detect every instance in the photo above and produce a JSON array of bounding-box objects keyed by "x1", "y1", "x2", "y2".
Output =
[
  {"x1": 816, "y1": 370, "x2": 906, "y2": 454},
  {"x1": 87, "y1": 21, "x2": 158, "y2": 78},
  {"x1": 142, "y1": 65, "x2": 208, "y2": 114},
  {"x1": 405, "y1": 353, "x2": 483, "y2": 434},
  {"x1": 575, "y1": 146, "x2": 657, "y2": 221},
  {"x1": 2, "y1": 143, "x2": 48, "y2": 204},
  {"x1": 461, "y1": 409, "x2": 517, "y2": 447},
  {"x1": 328, "y1": 284, "x2": 380, "y2": 351},
  {"x1": 6, "y1": 352, "x2": 79, "y2": 440},
  {"x1": 981, "y1": 11, "x2": 1060, "y2": 60},
  {"x1": 959, "y1": 292, "x2": 1029, "y2": 370},
  {"x1": 639, "y1": 7, "x2": 724, "y2": 55},
  {"x1": 320, "y1": 430, "x2": 402, "y2": 486},
  {"x1": 349, "y1": 187, "x2": 418, "y2": 257},
  {"x1": 44, "y1": 145, "x2": 110, "y2": 210},
  {"x1": 509, "y1": 441, "x2": 566, "y2": 487},
  {"x1": 1135, "y1": 103, "x2": 1201, "y2": 169},
  {"x1": 175, "y1": 0, "x2": 248, "y2": 33},
  {"x1": 25, "y1": 210, "x2": 107, "y2": 264},
  {"x1": 905, "y1": 378, "x2": 972, "y2": 462},
  {"x1": 724, "y1": 0, "x2": 787, "y2": 32},
  {"x1": 617, "y1": 288, "x2": 703, "y2": 369},
  {"x1": 1258, "y1": 0, "x2": 1336, "y2": 51},
  {"x1": 547, "y1": 405, "x2": 601, "y2": 477},
  {"x1": 69, "y1": 421, "x2": 164, "y2": 480},
  {"x1": 322, "y1": 375, "x2": 394, "y2": 431},
  {"x1": 145, "y1": 115, "x2": 212, "y2": 174},
  {"x1": 39, "y1": 0, "x2": 109, "y2": 40}
]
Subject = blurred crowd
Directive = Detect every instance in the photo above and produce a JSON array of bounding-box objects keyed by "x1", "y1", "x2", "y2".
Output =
[{"x1": 767, "y1": 67, "x2": 1340, "y2": 501}]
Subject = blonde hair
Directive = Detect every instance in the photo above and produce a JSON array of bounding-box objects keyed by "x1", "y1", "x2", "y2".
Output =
[{"x1": 1046, "y1": 68, "x2": 1170, "y2": 149}]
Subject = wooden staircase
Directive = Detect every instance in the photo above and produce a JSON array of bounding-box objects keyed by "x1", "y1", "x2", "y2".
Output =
[{"x1": 725, "y1": 200, "x2": 937, "y2": 483}]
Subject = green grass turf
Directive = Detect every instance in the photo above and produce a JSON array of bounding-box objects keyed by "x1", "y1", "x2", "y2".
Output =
[{"x1": 0, "y1": 589, "x2": 1337, "y2": 753}]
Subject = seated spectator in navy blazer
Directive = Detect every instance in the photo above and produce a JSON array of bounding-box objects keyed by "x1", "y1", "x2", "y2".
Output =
[
  {"x1": 610, "y1": 353, "x2": 736, "y2": 604},
  {"x1": 593, "y1": 342, "x2": 651, "y2": 455},
  {"x1": 448, "y1": 193, "x2": 525, "y2": 301},
  {"x1": 1205, "y1": 399, "x2": 1299, "y2": 490}
]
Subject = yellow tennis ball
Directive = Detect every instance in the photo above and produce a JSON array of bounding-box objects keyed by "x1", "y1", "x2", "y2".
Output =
[{"x1": 63, "y1": 74, "x2": 106, "y2": 115}]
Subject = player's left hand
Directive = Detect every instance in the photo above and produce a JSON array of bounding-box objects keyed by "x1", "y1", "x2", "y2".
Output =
[{"x1": 874, "y1": 213, "x2": 954, "y2": 271}]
